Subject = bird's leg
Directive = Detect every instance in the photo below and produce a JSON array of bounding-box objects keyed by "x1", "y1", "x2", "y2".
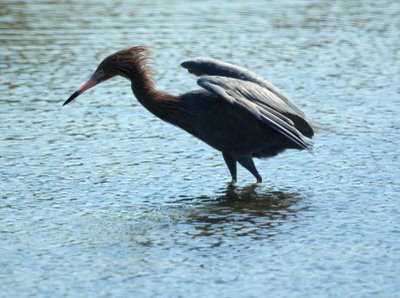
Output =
[
  {"x1": 235, "y1": 155, "x2": 262, "y2": 183},
  {"x1": 222, "y1": 152, "x2": 237, "y2": 182}
]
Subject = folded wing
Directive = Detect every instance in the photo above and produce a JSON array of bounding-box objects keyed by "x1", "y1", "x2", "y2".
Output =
[{"x1": 197, "y1": 76, "x2": 314, "y2": 153}]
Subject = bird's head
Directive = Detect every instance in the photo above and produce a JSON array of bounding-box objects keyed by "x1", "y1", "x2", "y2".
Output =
[{"x1": 63, "y1": 46, "x2": 150, "y2": 106}]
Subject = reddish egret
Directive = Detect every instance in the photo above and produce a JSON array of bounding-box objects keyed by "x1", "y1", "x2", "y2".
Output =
[{"x1": 64, "y1": 46, "x2": 314, "y2": 183}]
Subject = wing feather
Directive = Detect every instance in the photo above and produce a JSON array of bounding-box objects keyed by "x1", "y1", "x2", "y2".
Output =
[
  {"x1": 181, "y1": 57, "x2": 305, "y2": 117},
  {"x1": 197, "y1": 76, "x2": 313, "y2": 153}
]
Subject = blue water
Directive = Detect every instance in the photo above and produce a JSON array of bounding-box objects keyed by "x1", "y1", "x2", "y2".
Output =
[{"x1": 1, "y1": 0, "x2": 399, "y2": 296}]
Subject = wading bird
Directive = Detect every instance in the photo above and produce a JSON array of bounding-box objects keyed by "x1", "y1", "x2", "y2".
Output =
[{"x1": 64, "y1": 46, "x2": 314, "y2": 183}]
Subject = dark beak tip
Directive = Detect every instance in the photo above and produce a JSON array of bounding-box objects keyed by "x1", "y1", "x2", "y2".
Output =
[{"x1": 63, "y1": 90, "x2": 80, "y2": 106}]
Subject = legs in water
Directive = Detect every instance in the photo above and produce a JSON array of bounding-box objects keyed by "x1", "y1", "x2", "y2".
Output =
[
  {"x1": 222, "y1": 152, "x2": 237, "y2": 182},
  {"x1": 223, "y1": 153, "x2": 262, "y2": 183},
  {"x1": 235, "y1": 155, "x2": 262, "y2": 183}
]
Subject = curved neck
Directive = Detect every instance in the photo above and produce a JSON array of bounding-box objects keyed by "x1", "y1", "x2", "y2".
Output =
[
  {"x1": 127, "y1": 68, "x2": 178, "y2": 120},
  {"x1": 123, "y1": 66, "x2": 197, "y2": 136}
]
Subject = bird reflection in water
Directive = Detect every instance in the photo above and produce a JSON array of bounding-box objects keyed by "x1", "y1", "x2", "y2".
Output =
[{"x1": 184, "y1": 184, "x2": 307, "y2": 240}]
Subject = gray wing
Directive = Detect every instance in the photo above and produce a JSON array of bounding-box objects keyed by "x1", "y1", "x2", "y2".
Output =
[
  {"x1": 181, "y1": 57, "x2": 305, "y2": 116},
  {"x1": 197, "y1": 76, "x2": 313, "y2": 153}
]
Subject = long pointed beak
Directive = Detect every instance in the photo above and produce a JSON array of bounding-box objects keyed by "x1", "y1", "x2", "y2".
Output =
[{"x1": 63, "y1": 78, "x2": 99, "y2": 106}]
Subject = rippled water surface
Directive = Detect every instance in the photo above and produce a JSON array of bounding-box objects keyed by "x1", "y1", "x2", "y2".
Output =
[{"x1": 1, "y1": 0, "x2": 400, "y2": 296}]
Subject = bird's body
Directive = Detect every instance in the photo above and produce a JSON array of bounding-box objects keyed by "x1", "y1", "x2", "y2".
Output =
[
  {"x1": 181, "y1": 90, "x2": 295, "y2": 156},
  {"x1": 64, "y1": 46, "x2": 314, "y2": 183}
]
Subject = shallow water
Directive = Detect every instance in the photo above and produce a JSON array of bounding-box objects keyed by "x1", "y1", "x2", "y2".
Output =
[{"x1": 1, "y1": 0, "x2": 400, "y2": 296}]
